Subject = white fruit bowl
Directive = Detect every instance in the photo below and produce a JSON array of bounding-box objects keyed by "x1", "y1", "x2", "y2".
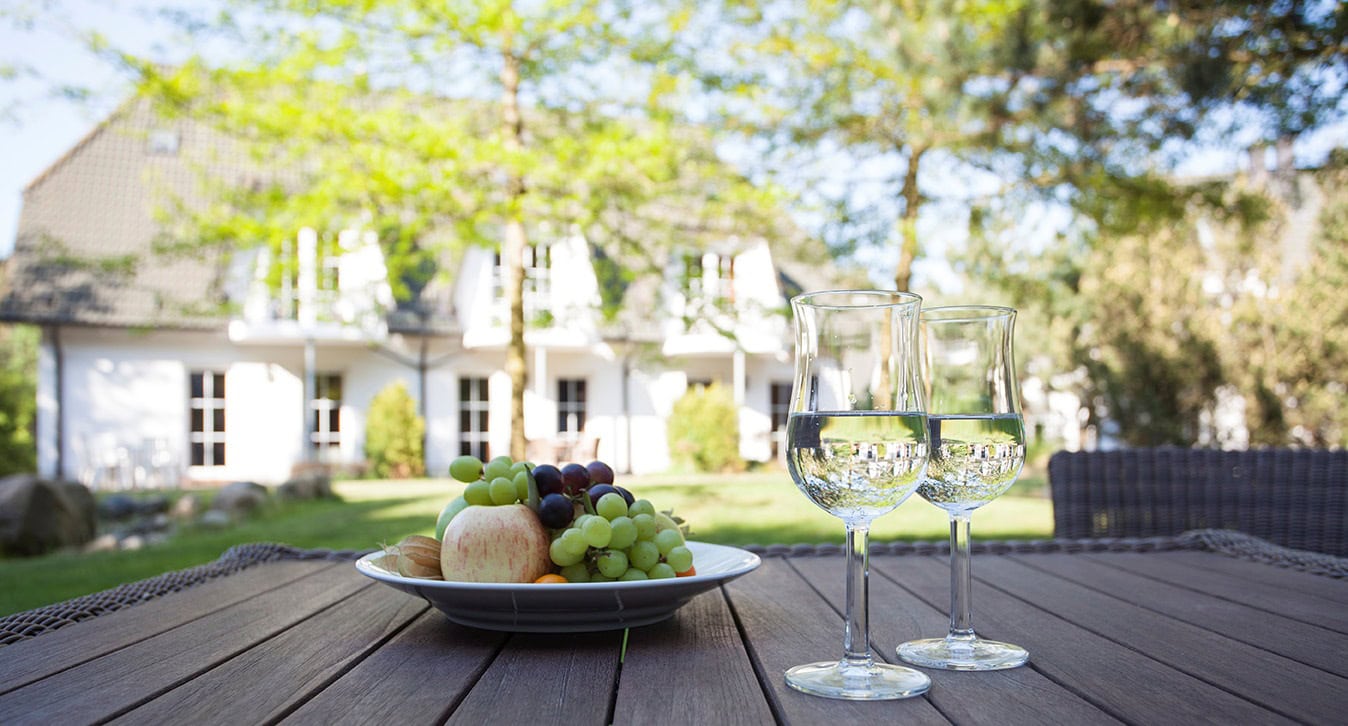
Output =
[{"x1": 355, "y1": 540, "x2": 762, "y2": 632}]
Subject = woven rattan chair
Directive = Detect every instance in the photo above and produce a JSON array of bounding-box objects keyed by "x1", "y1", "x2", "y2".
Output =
[{"x1": 1049, "y1": 447, "x2": 1348, "y2": 557}]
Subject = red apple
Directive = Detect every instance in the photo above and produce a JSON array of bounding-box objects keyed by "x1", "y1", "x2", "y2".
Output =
[{"x1": 439, "y1": 504, "x2": 551, "y2": 583}]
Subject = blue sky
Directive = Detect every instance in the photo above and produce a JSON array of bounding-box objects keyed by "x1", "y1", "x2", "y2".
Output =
[{"x1": 3, "y1": 1, "x2": 1346, "y2": 275}]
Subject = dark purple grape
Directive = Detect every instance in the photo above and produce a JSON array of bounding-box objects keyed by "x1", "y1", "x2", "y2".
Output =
[
  {"x1": 614, "y1": 486, "x2": 635, "y2": 507},
  {"x1": 537, "y1": 493, "x2": 574, "y2": 529},
  {"x1": 560, "y1": 463, "x2": 591, "y2": 495},
  {"x1": 586, "y1": 460, "x2": 615, "y2": 485},
  {"x1": 532, "y1": 464, "x2": 565, "y2": 497},
  {"x1": 587, "y1": 484, "x2": 620, "y2": 508}
]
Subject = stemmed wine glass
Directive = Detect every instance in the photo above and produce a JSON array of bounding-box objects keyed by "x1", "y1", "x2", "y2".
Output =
[
  {"x1": 784, "y1": 290, "x2": 932, "y2": 700},
  {"x1": 897, "y1": 305, "x2": 1029, "y2": 671}
]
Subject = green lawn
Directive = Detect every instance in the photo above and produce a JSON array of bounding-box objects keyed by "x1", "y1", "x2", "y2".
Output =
[{"x1": 0, "y1": 473, "x2": 1052, "y2": 617}]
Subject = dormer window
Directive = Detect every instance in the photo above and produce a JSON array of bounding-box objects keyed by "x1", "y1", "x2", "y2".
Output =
[
  {"x1": 682, "y1": 251, "x2": 734, "y2": 304},
  {"x1": 493, "y1": 243, "x2": 552, "y2": 314}
]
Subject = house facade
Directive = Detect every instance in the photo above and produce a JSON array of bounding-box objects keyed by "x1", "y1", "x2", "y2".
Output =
[{"x1": 1, "y1": 99, "x2": 835, "y2": 487}]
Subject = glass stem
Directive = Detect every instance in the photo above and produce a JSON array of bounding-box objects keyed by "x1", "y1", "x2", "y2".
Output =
[
  {"x1": 948, "y1": 514, "x2": 975, "y2": 642},
  {"x1": 842, "y1": 521, "x2": 873, "y2": 668}
]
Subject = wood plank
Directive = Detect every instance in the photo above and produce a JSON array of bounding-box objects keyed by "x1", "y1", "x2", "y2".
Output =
[
  {"x1": 0, "y1": 559, "x2": 333, "y2": 694},
  {"x1": 723, "y1": 556, "x2": 951, "y2": 725},
  {"x1": 1132, "y1": 551, "x2": 1348, "y2": 605},
  {"x1": 109, "y1": 584, "x2": 427, "y2": 724},
  {"x1": 446, "y1": 630, "x2": 623, "y2": 724},
  {"x1": 614, "y1": 589, "x2": 776, "y2": 725},
  {"x1": 1014, "y1": 553, "x2": 1348, "y2": 677},
  {"x1": 971, "y1": 556, "x2": 1348, "y2": 725},
  {"x1": 282, "y1": 608, "x2": 507, "y2": 725},
  {"x1": 875, "y1": 554, "x2": 1299, "y2": 725},
  {"x1": 794, "y1": 555, "x2": 1121, "y2": 726},
  {"x1": 1085, "y1": 552, "x2": 1348, "y2": 634},
  {"x1": 0, "y1": 563, "x2": 367, "y2": 725}
]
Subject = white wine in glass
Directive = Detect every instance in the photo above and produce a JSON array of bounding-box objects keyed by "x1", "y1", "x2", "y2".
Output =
[
  {"x1": 897, "y1": 305, "x2": 1029, "y2": 671},
  {"x1": 784, "y1": 289, "x2": 931, "y2": 700}
]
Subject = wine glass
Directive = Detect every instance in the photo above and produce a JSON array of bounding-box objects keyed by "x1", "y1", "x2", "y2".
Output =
[
  {"x1": 897, "y1": 305, "x2": 1029, "y2": 671},
  {"x1": 784, "y1": 290, "x2": 932, "y2": 700}
]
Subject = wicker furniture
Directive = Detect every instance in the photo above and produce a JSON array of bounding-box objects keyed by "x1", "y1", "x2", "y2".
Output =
[{"x1": 1049, "y1": 447, "x2": 1348, "y2": 556}]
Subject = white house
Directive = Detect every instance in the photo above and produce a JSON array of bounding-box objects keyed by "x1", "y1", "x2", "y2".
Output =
[{"x1": 0, "y1": 98, "x2": 838, "y2": 486}]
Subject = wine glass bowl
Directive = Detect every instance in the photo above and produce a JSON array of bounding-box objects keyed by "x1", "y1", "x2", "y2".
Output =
[
  {"x1": 897, "y1": 305, "x2": 1029, "y2": 671},
  {"x1": 784, "y1": 289, "x2": 932, "y2": 700}
]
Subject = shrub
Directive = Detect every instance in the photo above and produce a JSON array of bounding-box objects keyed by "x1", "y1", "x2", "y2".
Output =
[
  {"x1": 364, "y1": 381, "x2": 425, "y2": 478},
  {"x1": 0, "y1": 324, "x2": 37, "y2": 478},
  {"x1": 667, "y1": 382, "x2": 744, "y2": 473}
]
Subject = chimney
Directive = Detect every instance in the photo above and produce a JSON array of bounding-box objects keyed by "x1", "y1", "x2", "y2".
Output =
[
  {"x1": 1248, "y1": 144, "x2": 1268, "y2": 186},
  {"x1": 1275, "y1": 135, "x2": 1296, "y2": 176}
]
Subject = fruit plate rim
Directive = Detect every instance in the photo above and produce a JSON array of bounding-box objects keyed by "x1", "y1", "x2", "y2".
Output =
[
  {"x1": 354, "y1": 541, "x2": 762, "y2": 632},
  {"x1": 355, "y1": 540, "x2": 760, "y2": 592}
]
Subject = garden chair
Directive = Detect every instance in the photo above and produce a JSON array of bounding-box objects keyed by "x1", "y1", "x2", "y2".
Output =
[{"x1": 1048, "y1": 447, "x2": 1348, "y2": 556}]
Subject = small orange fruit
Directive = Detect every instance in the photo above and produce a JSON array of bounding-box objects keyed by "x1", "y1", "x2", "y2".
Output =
[
  {"x1": 676, "y1": 565, "x2": 696, "y2": 577},
  {"x1": 534, "y1": 573, "x2": 568, "y2": 584}
]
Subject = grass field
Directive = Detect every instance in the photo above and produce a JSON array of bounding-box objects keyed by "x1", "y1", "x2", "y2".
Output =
[{"x1": 0, "y1": 472, "x2": 1052, "y2": 617}]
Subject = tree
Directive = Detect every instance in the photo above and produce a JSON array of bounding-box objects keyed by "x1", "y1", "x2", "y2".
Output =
[
  {"x1": 954, "y1": 2, "x2": 1347, "y2": 446},
  {"x1": 110, "y1": 0, "x2": 777, "y2": 460},
  {"x1": 0, "y1": 324, "x2": 38, "y2": 476},
  {"x1": 1224, "y1": 152, "x2": 1348, "y2": 448},
  {"x1": 682, "y1": 0, "x2": 1092, "y2": 291}
]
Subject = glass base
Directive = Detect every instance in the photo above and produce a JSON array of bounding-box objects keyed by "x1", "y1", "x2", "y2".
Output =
[
  {"x1": 897, "y1": 636, "x2": 1029, "y2": 671},
  {"x1": 784, "y1": 660, "x2": 931, "y2": 700}
]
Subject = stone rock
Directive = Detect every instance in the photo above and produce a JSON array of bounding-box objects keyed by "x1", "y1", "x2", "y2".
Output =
[
  {"x1": 84, "y1": 533, "x2": 120, "y2": 553},
  {"x1": 98, "y1": 494, "x2": 137, "y2": 521},
  {"x1": 0, "y1": 475, "x2": 97, "y2": 556},
  {"x1": 135, "y1": 495, "x2": 171, "y2": 516},
  {"x1": 277, "y1": 469, "x2": 333, "y2": 501},
  {"x1": 198, "y1": 509, "x2": 232, "y2": 529},
  {"x1": 120, "y1": 534, "x2": 145, "y2": 551},
  {"x1": 211, "y1": 481, "x2": 269, "y2": 518},
  {"x1": 170, "y1": 493, "x2": 202, "y2": 520}
]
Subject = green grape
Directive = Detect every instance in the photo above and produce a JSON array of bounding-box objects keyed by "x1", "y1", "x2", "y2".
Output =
[
  {"x1": 608, "y1": 516, "x2": 637, "y2": 550},
  {"x1": 595, "y1": 549, "x2": 628, "y2": 578},
  {"x1": 573, "y1": 514, "x2": 594, "y2": 529},
  {"x1": 655, "y1": 528, "x2": 683, "y2": 556},
  {"x1": 550, "y1": 538, "x2": 584, "y2": 567},
  {"x1": 513, "y1": 470, "x2": 532, "y2": 501},
  {"x1": 648, "y1": 562, "x2": 676, "y2": 579},
  {"x1": 510, "y1": 460, "x2": 532, "y2": 475},
  {"x1": 596, "y1": 492, "x2": 627, "y2": 520},
  {"x1": 448, "y1": 455, "x2": 484, "y2": 483},
  {"x1": 463, "y1": 480, "x2": 493, "y2": 506},
  {"x1": 558, "y1": 528, "x2": 588, "y2": 557},
  {"x1": 489, "y1": 476, "x2": 518, "y2": 505},
  {"x1": 665, "y1": 545, "x2": 694, "y2": 574},
  {"x1": 483, "y1": 455, "x2": 514, "y2": 480},
  {"x1": 618, "y1": 568, "x2": 648, "y2": 581},
  {"x1": 589, "y1": 572, "x2": 616, "y2": 582},
  {"x1": 629, "y1": 540, "x2": 660, "y2": 571},
  {"x1": 632, "y1": 513, "x2": 656, "y2": 541},
  {"x1": 581, "y1": 516, "x2": 612, "y2": 548},
  {"x1": 560, "y1": 563, "x2": 590, "y2": 582},
  {"x1": 628, "y1": 499, "x2": 656, "y2": 518}
]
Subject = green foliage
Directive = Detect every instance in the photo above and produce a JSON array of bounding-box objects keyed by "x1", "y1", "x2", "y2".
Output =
[
  {"x1": 667, "y1": 382, "x2": 743, "y2": 473},
  {"x1": 0, "y1": 324, "x2": 37, "y2": 476},
  {"x1": 1224, "y1": 152, "x2": 1348, "y2": 447},
  {"x1": 363, "y1": 381, "x2": 425, "y2": 479}
]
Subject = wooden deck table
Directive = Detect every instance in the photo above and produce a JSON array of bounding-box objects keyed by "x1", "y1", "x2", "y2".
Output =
[{"x1": 1, "y1": 543, "x2": 1344, "y2": 725}]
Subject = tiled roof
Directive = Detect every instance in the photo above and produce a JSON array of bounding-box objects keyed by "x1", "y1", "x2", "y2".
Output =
[
  {"x1": 1, "y1": 92, "x2": 840, "y2": 332},
  {"x1": 0, "y1": 98, "x2": 239, "y2": 329}
]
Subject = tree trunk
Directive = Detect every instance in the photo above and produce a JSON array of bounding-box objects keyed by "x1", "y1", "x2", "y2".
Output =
[
  {"x1": 894, "y1": 146, "x2": 926, "y2": 292},
  {"x1": 501, "y1": 44, "x2": 529, "y2": 462}
]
